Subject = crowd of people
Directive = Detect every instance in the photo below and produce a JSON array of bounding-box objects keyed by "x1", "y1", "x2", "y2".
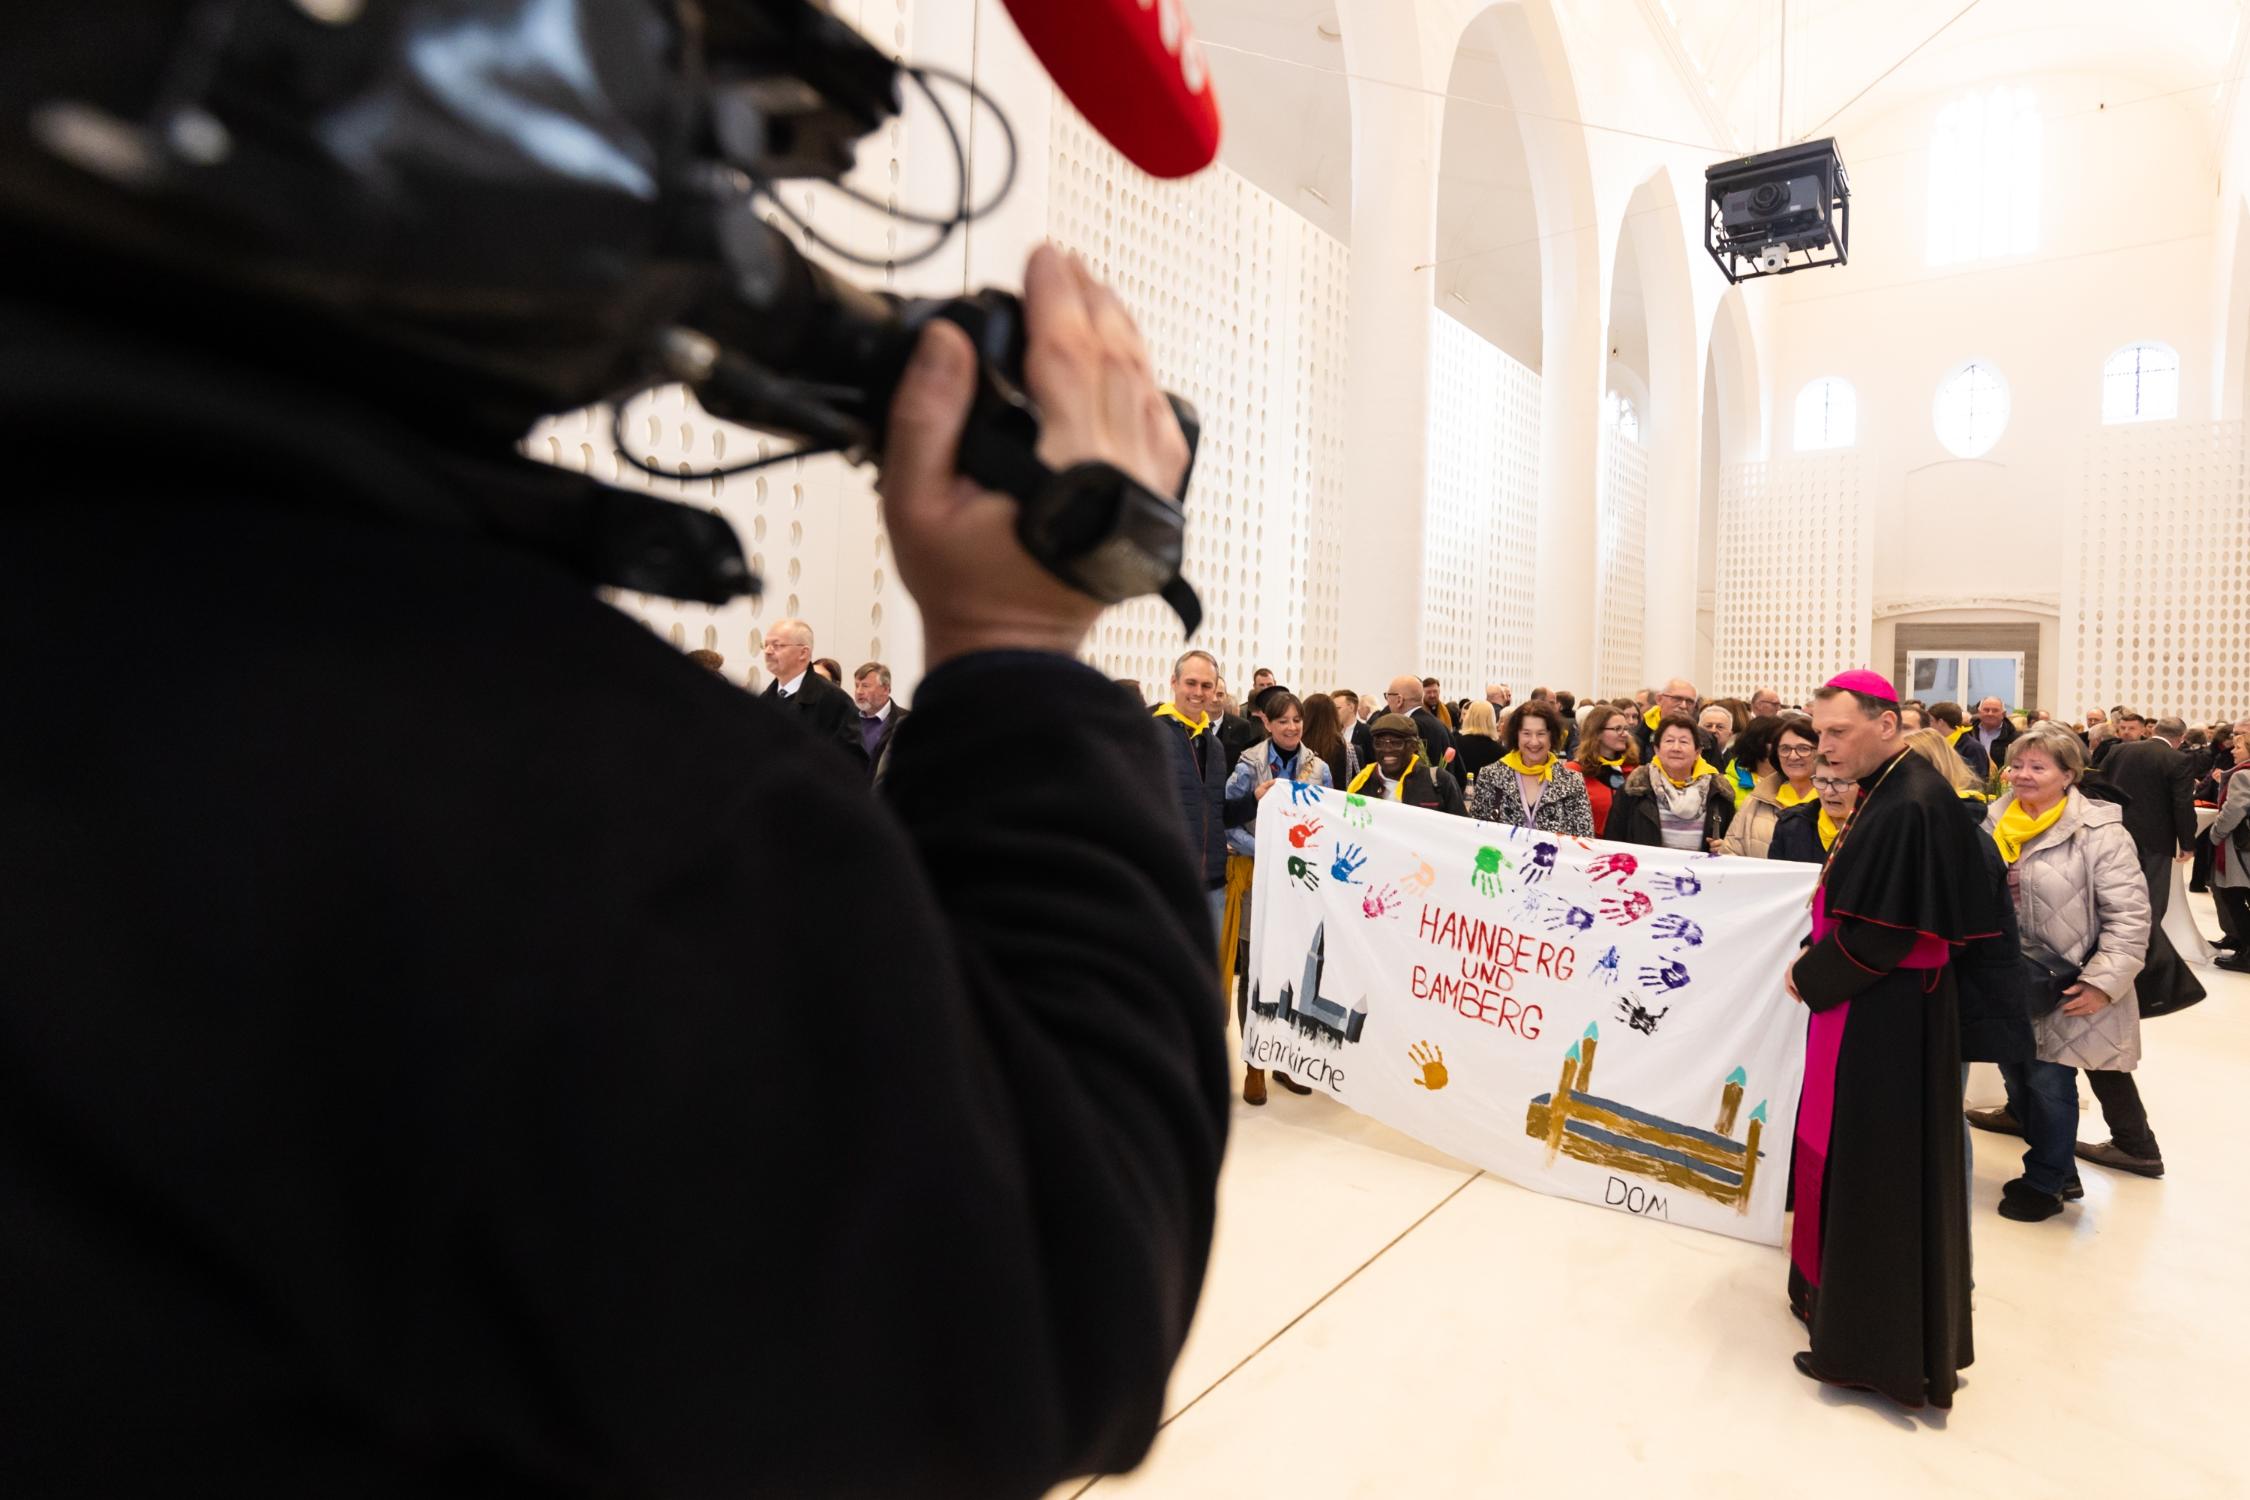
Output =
[{"x1": 1112, "y1": 647, "x2": 2247, "y2": 1407}]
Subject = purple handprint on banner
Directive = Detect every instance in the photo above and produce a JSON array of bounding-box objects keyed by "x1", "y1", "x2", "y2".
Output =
[
  {"x1": 1598, "y1": 889, "x2": 1653, "y2": 926},
  {"x1": 1585, "y1": 851, "x2": 1638, "y2": 884},
  {"x1": 1522, "y1": 840, "x2": 1559, "y2": 884},
  {"x1": 1651, "y1": 914, "x2": 1706, "y2": 949},
  {"x1": 1638, "y1": 959, "x2": 1693, "y2": 993},
  {"x1": 1545, "y1": 904, "x2": 1596, "y2": 934},
  {"x1": 1649, "y1": 869, "x2": 1704, "y2": 901},
  {"x1": 1594, "y1": 945, "x2": 1623, "y2": 985}
]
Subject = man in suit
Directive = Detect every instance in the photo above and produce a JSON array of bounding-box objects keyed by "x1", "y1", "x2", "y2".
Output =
[
  {"x1": 1336, "y1": 689, "x2": 1376, "y2": 775},
  {"x1": 1387, "y1": 675, "x2": 1453, "y2": 769},
  {"x1": 1210, "y1": 675, "x2": 1259, "y2": 768},
  {"x1": 760, "y1": 619, "x2": 868, "y2": 771},
  {"x1": 852, "y1": 661, "x2": 910, "y2": 778},
  {"x1": 2092, "y1": 708, "x2": 2146, "y2": 770}
]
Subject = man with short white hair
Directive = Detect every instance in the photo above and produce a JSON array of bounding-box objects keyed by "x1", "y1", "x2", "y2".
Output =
[
  {"x1": 761, "y1": 618, "x2": 867, "y2": 769},
  {"x1": 1388, "y1": 674, "x2": 1452, "y2": 767},
  {"x1": 1635, "y1": 678, "x2": 1714, "y2": 762},
  {"x1": 1486, "y1": 683, "x2": 1513, "y2": 713},
  {"x1": 1970, "y1": 696, "x2": 2018, "y2": 768},
  {"x1": 852, "y1": 662, "x2": 908, "y2": 777}
]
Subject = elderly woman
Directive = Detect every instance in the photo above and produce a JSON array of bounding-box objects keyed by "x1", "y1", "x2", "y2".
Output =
[
  {"x1": 1978, "y1": 725, "x2": 2152, "y2": 1220},
  {"x1": 1608, "y1": 714, "x2": 1736, "y2": 851},
  {"x1": 1720, "y1": 716, "x2": 1819, "y2": 858},
  {"x1": 1467, "y1": 701, "x2": 1595, "y2": 835},
  {"x1": 1768, "y1": 768, "x2": 1857, "y2": 864},
  {"x1": 1451, "y1": 699, "x2": 1505, "y2": 785},
  {"x1": 1575, "y1": 704, "x2": 1638, "y2": 836},
  {"x1": 1220, "y1": 691, "x2": 1332, "y2": 1106}
]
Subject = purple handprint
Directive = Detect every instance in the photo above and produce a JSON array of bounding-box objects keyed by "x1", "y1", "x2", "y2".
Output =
[
  {"x1": 1362, "y1": 882, "x2": 1403, "y2": 919},
  {"x1": 1522, "y1": 840, "x2": 1559, "y2": 885},
  {"x1": 1599, "y1": 889, "x2": 1653, "y2": 926},
  {"x1": 1651, "y1": 914, "x2": 1706, "y2": 948},
  {"x1": 1585, "y1": 851, "x2": 1639, "y2": 884},
  {"x1": 1544, "y1": 904, "x2": 1596, "y2": 934},
  {"x1": 1638, "y1": 960, "x2": 1693, "y2": 993},
  {"x1": 1594, "y1": 945, "x2": 1623, "y2": 985},
  {"x1": 1650, "y1": 870, "x2": 1704, "y2": 900}
]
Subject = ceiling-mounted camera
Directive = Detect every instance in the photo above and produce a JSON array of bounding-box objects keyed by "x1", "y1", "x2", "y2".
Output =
[{"x1": 1704, "y1": 138, "x2": 1849, "y2": 284}]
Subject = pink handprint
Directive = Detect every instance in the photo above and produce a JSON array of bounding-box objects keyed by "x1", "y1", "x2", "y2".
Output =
[
  {"x1": 1362, "y1": 883, "x2": 1403, "y2": 919},
  {"x1": 1599, "y1": 889, "x2": 1653, "y2": 926},
  {"x1": 1585, "y1": 851, "x2": 1639, "y2": 884}
]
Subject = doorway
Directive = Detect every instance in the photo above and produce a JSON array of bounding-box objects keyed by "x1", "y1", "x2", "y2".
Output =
[{"x1": 1907, "y1": 650, "x2": 2024, "y2": 710}]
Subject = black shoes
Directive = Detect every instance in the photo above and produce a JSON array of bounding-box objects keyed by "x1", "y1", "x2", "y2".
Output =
[
  {"x1": 1999, "y1": 1177, "x2": 2067, "y2": 1221},
  {"x1": 1965, "y1": 1106, "x2": 2023, "y2": 1137}
]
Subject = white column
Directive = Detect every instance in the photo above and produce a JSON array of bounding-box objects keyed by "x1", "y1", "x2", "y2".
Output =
[
  {"x1": 1533, "y1": 235, "x2": 1603, "y2": 691},
  {"x1": 1333, "y1": 0, "x2": 1443, "y2": 693}
]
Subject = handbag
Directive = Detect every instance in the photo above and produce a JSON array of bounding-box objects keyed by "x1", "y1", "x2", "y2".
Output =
[{"x1": 2017, "y1": 940, "x2": 2081, "y2": 1016}]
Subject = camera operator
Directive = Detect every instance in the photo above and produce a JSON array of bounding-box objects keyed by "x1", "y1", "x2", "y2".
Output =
[{"x1": 0, "y1": 11, "x2": 1228, "y2": 1495}]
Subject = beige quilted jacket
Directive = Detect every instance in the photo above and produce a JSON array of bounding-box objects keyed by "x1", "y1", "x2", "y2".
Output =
[{"x1": 1985, "y1": 789, "x2": 2149, "y2": 1071}]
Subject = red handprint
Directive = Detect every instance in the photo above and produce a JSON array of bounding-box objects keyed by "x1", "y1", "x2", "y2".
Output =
[
  {"x1": 1288, "y1": 819, "x2": 1324, "y2": 848},
  {"x1": 1599, "y1": 888, "x2": 1654, "y2": 926},
  {"x1": 1585, "y1": 851, "x2": 1639, "y2": 883}
]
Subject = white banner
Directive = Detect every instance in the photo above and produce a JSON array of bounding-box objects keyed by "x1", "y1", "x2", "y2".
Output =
[{"x1": 1243, "y1": 782, "x2": 1817, "y2": 1245}]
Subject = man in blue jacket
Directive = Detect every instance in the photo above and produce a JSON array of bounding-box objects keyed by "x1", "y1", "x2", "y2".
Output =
[{"x1": 1155, "y1": 649, "x2": 1248, "y2": 945}]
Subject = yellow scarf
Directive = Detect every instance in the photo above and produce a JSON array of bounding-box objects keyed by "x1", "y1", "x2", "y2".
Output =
[
  {"x1": 1348, "y1": 755, "x2": 1422, "y2": 801},
  {"x1": 1663, "y1": 757, "x2": 1720, "y2": 790},
  {"x1": 1599, "y1": 753, "x2": 1630, "y2": 770},
  {"x1": 1501, "y1": 750, "x2": 1555, "y2": 782},
  {"x1": 1774, "y1": 780, "x2": 1816, "y2": 809},
  {"x1": 1643, "y1": 705, "x2": 1663, "y2": 732},
  {"x1": 1947, "y1": 724, "x2": 1971, "y2": 747},
  {"x1": 1154, "y1": 703, "x2": 1209, "y2": 738},
  {"x1": 1817, "y1": 808, "x2": 1843, "y2": 851},
  {"x1": 1991, "y1": 796, "x2": 2065, "y2": 865}
]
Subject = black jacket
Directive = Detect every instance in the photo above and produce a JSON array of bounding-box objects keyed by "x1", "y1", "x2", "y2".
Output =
[
  {"x1": 863, "y1": 701, "x2": 911, "y2": 779},
  {"x1": 0, "y1": 310, "x2": 1228, "y2": 1498},
  {"x1": 1215, "y1": 711, "x2": 1259, "y2": 770},
  {"x1": 1768, "y1": 800, "x2": 1828, "y2": 864},
  {"x1": 1346, "y1": 760, "x2": 1466, "y2": 817},
  {"x1": 1951, "y1": 733, "x2": 1992, "y2": 781},
  {"x1": 1966, "y1": 717, "x2": 2018, "y2": 770},
  {"x1": 2102, "y1": 738, "x2": 2198, "y2": 860},
  {"x1": 1606, "y1": 766, "x2": 1737, "y2": 850},
  {"x1": 1948, "y1": 796, "x2": 2034, "y2": 1064},
  {"x1": 1349, "y1": 719, "x2": 1377, "y2": 774},
  {"x1": 1410, "y1": 707, "x2": 1454, "y2": 769},
  {"x1": 763, "y1": 669, "x2": 869, "y2": 771},
  {"x1": 1157, "y1": 709, "x2": 1239, "y2": 887}
]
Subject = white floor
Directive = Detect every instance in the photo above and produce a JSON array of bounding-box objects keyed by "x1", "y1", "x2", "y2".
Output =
[{"x1": 1051, "y1": 892, "x2": 2250, "y2": 1500}]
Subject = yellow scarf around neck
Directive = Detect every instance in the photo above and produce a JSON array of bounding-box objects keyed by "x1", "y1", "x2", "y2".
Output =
[
  {"x1": 1663, "y1": 757, "x2": 1720, "y2": 790},
  {"x1": 1154, "y1": 703, "x2": 1210, "y2": 738},
  {"x1": 1991, "y1": 796, "x2": 2065, "y2": 865},
  {"x1": 1599, "y1": 753, "x2": 1631, "y2": 770},
  {"x1": 1643, "y1": 705, "x2": 1663, "y2": 732},
  {"x1": 1947, "y1": 724, "x2": 1971, "y2": 747},
  {"x1": 1502, "y1": 750, "x2": 1555, "y2": 782},
  {"x1": 1774, "y1": 780, "x2": 1816, "y2": 809},
  {"x1": 1817, "y1": 808, "x2": 1843, "y2": 850},
  {"x1": 1348, "y1": 754, "x2": 1423, "y2": 801}
]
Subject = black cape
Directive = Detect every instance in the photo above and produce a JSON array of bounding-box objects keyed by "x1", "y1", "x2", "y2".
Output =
[{"x1": 1787, "y1": 751, "x2": 2006, "y2": 1409}]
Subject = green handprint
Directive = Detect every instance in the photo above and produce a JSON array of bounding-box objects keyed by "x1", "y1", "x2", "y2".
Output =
[
  {"x1": 1471, "y1": 845, "x2": 1511, "y2": 898},
  {"x1": 1342, "y1": 794, "x2": 1372, "y2": 828}
]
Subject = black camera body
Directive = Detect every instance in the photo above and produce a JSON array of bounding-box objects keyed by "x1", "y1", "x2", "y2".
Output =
[{"x1": 1704, "y1": 138, "x2": 1850, "y2": 283}]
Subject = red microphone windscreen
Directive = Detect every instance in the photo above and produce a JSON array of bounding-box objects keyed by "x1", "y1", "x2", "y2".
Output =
[{"x1": 1000, "y1": 0, "x2": 1222, "y2": 179}]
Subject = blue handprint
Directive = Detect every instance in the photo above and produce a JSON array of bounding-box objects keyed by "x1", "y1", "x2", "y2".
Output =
[
  {"x1": 1544, "y1": 904, "x2": 1596, "y2": 934},
  {"x1": 1287, "y1": 779, "x2": 1323, "y2": 807},
  {"x1": 1651, "y1": 915, "x2": 1706, "y2": 949},
  {"x1": 1594, "y1": 945, "x2": 1622, "y2": 985},
  {"x1": 1638, "y1": 960, "x2": 1693, "y2": 993},
  {"x1": 1522, "y1": 840, "x2": 1559, "y2": 884},
  {"x1": 1650, "y1": 870, "x2": 1704, "y2": 900},
  {"x1": 1331, "y1": 843, "x2": 1368, "y2": 884}
]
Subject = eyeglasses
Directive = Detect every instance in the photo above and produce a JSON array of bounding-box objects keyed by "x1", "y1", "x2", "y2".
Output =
[
  {"x1": 1811, "y1": 778, "x2": 1852, "y2": 792},
  {"x1": 1777, "y1": 745, "x2": 1818, "y2": 759}
]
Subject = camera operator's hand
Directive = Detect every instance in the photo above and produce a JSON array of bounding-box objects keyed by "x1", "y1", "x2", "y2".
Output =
[{"x1": 879, "y1": 245, "x2": 1190, "y2": 666}]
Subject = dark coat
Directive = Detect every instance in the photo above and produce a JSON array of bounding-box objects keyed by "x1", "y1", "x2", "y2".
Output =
[
  {"x1": 1768, "y1": 800, "x2": 1828, "y2": 864},
  {"x1": 1410, "y1": 707, "x2": 1454, "y2": 769},
  {"x1": 1951, "y1": 733, "x2": 1992, "y2": 781},
  {"x1": 860, "y1": 700, "x2": 910, "y2": 767},
  {"x1": 1215, "y1": 711, "x2": 1259, "y2": 770},
  {"x1": 1349, "y1": 719, "x2": 1377, "y2": 776},
  {"x1": 1606, "y1": 765, "x2": 1737, "y2": 851},
  {"x1": 1966, "y1": 717, "x2": 2018, "y2": 770},
  {"x1": 1450, "y1": 734, "x2": 1502, "y2": 784},
  {"x1": 0, "y1": 310, "x2": 1228, "y2": 1497},
  {"x1": 1947, "y1": 796, "x2": 2035, "y2": 1065},
  {"x1": 2102, "y1": 738, "x2": 2198, "y2": 860},
  {"x1": 1156, "y1": 709, "x2": 1237, "y2": 888},
  {"x1": 763, "y1": 668, "x2": 869, "y2": 771}
]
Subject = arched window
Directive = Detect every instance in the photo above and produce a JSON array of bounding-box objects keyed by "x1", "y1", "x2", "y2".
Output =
[
  {"x1": 1793, "y1": 377, "x2": 1857, "y2": 451},
  {"x1": 1934, "y1": 361, "x2": 2010, "y2": 458},
  {"x1": 1927, "y1": 87, "x2": 2041, "y2": 266},
  {"x1": 2102, "y1": 342, "x2": 2180, "y2": 424},
  {"x1": 1606, "y1": 390, "x2": 1641, "y2": 445}
]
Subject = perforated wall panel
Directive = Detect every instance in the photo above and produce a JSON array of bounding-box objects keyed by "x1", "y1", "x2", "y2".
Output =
[
  {"x1": 1714, "y1": 454, "x2": 1868, "y2": 702},
  {"x1": 521, "y1": 0, "x2": 923, "y2": 691},
  {"x1": 1422, "y1": 311, "x2": 1541, "y2": 696},
  {"x1": 2071, "y1": 421, "x2": 2250, "y2": 723},
  {"x1": 1595, "y1": 428, "x2": 1649, "y2": 696},
  {"x1": 1048, "y1": 110, "x2": 1353, "y2": 698}
]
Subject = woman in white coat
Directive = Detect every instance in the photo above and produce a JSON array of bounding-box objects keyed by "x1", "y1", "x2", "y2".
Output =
[{"x1": 1982, "y1": 724, "x2": 2152, "y2": 1222}]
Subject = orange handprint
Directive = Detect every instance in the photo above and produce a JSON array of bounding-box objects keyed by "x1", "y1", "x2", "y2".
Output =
[{"x1": 1408, "y1": 1040, "x2": 1449, "y2": 1091}]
